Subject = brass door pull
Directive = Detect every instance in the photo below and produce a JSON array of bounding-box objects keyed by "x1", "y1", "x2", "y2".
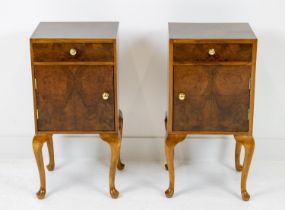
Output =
[
  {"x1": 69, "y1": 48, "x2": 77, "y2": 56},
  {"x1": 102, "y1": 92, "x2": 110, "y2": 100},
  {"x1": 208, "y1": 48, "x2": 215, "y2": 56},
  {"x1": 178, "y1": 93, "x2": 186, "y2": 101}
]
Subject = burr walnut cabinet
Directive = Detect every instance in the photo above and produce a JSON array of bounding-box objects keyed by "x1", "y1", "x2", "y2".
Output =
[
  {"x1": 30, "y1": 22, "x2": 124, "y2": 199},
  {"x1": 164, "y1": 23, "x2": 257, "y2": 201}
]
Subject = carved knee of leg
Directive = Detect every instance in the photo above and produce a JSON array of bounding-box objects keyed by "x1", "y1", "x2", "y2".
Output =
[{"x1": 33, "y1": 138, "x2": 44, "y2": 153}]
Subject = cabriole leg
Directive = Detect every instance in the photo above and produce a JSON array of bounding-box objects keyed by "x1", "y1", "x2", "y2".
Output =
[
  {"x1": 32, "y1": 134, "x2": 49, "y2": 199},
  {"x1": 164, "y1": 133, "x2": 186, "y2": 198},
  {"x1": 117, "y1": 110, "x2": 125, "y2": 170},
  {"x1": 46, "y1": 134, "x2": 55, "y2": 171},
  {"x1": 235, "y1": 141, "x2": 243, "y2": 171},
  {"x1": 100, "y1": 133, "x2": 121, "y2": 198},
  {"x1": 234, "y1": 135, "x2": 255, "y2": 201}
]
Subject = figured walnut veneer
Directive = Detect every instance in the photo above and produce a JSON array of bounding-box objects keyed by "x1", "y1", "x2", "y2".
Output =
[
  {"x1": 35, "y1": 65, "x2": 115, "y2": 131},
  {"x1": 32, "y1": 43, "x2": 114, "y2": 62},
  {"x1": 165, "y1": 23, "x2": 257, "y2": 201},
  {"x1": 174, "y1": 43, "x2": 252, "y2": 63},
  {"x1": 30, "y1": 22, "x2": 124, "y2": 199},
  {"x1": 173, "y1": 65, "x2": 251, "y2": 132}
]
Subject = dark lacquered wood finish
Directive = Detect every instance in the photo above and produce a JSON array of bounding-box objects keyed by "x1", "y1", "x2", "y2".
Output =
[
  {"x1": 165, "y1": 23, "x2": 257, "y2": 201},
  {"x1": 30, "y1": 22, "x2": 124, "y2": 199}
]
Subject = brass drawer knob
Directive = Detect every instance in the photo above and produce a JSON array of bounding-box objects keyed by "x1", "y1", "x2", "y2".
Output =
[
  {"x1": 178, "y1": 93, "x2": 186, "y2": 101},
  {"x1": 102, "y1": 92, "x2": 110, "y2": 100},
  {"x1": 69, "y1": 48, "x2": 77, "y2": 56},
  {"x1": 208, "y1": 48, "x2": 215, "y2": 56}
]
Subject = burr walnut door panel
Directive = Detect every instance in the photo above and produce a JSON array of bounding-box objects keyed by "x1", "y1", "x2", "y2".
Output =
[
  {"x1": 173, "y1": 65, "x2": 251, "y2": 132},
  {"x1": 34, "y1": 65, "x2": 115, "y2": 131}
]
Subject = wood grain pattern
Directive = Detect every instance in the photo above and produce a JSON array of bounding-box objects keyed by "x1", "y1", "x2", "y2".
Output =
[
  {"x1": 35, "y1": 65, "x2": 115, "y2": 131},
  {"x1": 173, "y1": 65, "x2": 251, "y2": 132},
  {"x1": 30, "y1": 22, "x2": 123, "y2": 199},
  {"x1": 166, "y1": 23, "x2": 257, "y2": 200},
  {"x1": 174, "y1": 43, "x2": 252, "y2": 63},
  {"x1": 32, "y1": 43, "x2": 114, "y2": 62}
]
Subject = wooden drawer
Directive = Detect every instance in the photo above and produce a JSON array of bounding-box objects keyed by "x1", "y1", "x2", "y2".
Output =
[
  {"x1": 32, "y1": 42, "x2": 114, "y2": 62},
  {"x1": 172, "y1": 65, "x2": 251, "y2": 132},
  {"x1": 173, "y1": 43, "x2": 252, "y2": 63},
  {"x1": 35, "y1": 65, "x2": 115, "y2": 131}
]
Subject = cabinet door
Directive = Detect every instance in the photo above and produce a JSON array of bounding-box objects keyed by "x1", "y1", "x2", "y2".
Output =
[
  {"x1": 35, "y1": 65, "x2": 115, "y2": 131},
  {"x1": 173, "y1": 65, "x2": 250, "y2": 132}
]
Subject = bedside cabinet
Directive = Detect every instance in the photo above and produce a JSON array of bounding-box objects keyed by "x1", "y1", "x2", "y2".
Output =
[
  {"x1": 30, "y1": 22, "x2": 124, "y2": 199},
  {"x1": 164, "y1": 23, "x2": 257, "y2": 201}
]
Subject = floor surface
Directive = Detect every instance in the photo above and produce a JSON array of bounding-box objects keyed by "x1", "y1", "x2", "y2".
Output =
[{"x1": 0, "y1": 158, "x2": 285, "y2": 210}]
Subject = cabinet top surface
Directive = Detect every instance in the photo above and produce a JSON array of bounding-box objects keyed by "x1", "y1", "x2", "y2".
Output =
[
  {"x1": 169, "y1": 23, "x2": 256, "y2": 39},
  {"x1": 31, "y1": 22, "x2": 119, "y2": 39}
]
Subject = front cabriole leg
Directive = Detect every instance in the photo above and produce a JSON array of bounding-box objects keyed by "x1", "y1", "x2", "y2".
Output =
[
  {"x1": 32, "y1": 134, "x2": 49, "y2": 199},
  {"x1": 100, "y1": 131, "x2": 122, "y2": 199},
  {"x1": 164, "y1": 133, "x2": 186, "y2": 198},
  {"x1": 234, "y1": 135, "x2": 255, "y2": 201}
]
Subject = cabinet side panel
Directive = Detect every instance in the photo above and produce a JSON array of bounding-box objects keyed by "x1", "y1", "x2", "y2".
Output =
[
  {"x1": 248, "y1": 40, "x2": 258, "y2": 135},
  {"x1": 113, "y1": 40, "x2": 119, "y2": 131},
  {"x1": 168, "y1": 40, "x2": 174, "y2": 132}
]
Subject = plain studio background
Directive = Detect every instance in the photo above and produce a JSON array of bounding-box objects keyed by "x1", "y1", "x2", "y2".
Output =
[
  {"x1": 0, "y1": 0, "x2": 285, "y2": 161},
  {"x1": 1, "y1": 1, "x2": 285, "y2": 210}
]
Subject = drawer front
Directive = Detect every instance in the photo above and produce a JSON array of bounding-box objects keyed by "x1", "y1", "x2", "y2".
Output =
[
  {"x1": 173, "y1": 43, "x2": 252, "y2": 63},
  {"x1": 35, "y1": 65, "x2": 115, "y2": 131},
  {"x1": 173, "y1": 65, "x2": 250, "y2": 132},
  {"x1": 32, "y1": 43, "x2": 114, "y2": 62}
]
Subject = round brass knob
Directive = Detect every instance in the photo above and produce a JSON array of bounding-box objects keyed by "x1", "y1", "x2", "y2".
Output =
[
  {"x1": 69, "y1": 48, "x2": 77, "y2": 56},
  {"x1": 178, "y1": 93, "x2": 186, "y2": 101},
  {"x1": 102, "y1": 92, "x2": 110, "y2": 100},
  {"x1": 208, "y1": 48, "x2": 215, "y2": 56}
]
